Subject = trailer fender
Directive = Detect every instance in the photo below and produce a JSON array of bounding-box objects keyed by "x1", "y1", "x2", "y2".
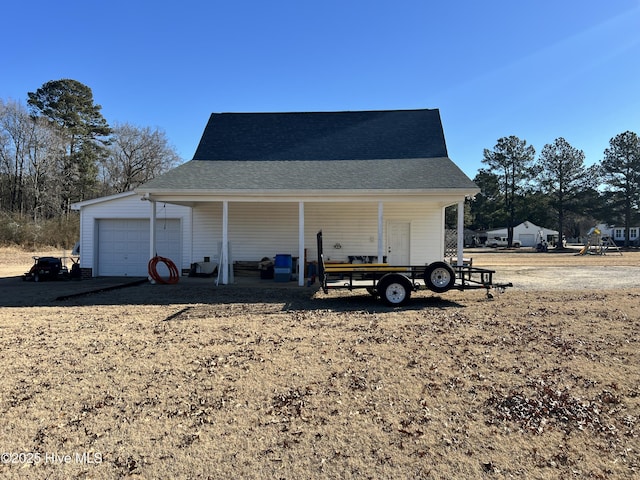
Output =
[
  {"x1": 377, "y1": 273, "x2": 412, "y2": 306},
  {"x1": 424, "y1": 262, "x2": 456, "y2": 293}
]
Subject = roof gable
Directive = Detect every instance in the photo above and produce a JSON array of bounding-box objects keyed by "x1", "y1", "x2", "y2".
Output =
[
  {"x1": 138, "y1": 108, "x2": 479, "y2": 196},
  {"x1": 71, "y1": 190, "x2": 138, "y2": 209},
  {"x1": 192, "y1": 109, "x2": 448, "y2": 161}
]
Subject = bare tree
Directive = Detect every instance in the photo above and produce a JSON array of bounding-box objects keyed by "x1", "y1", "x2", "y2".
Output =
[
  {"x1": 101, "y1": 123, "x2": 181, "y2": 193},
  {"x1": 0, "y1": 100, "x2": 30, "y2": 213},
  {"x1": 0, "y1": 100, "x2": 67, "y2": 219},
  {"x1": 26, "y1": 116, "x2": 66, "y2": 219}
]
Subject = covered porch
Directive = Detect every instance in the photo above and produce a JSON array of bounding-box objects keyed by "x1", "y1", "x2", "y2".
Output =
[{"x1": 143, "y1": 193, "x2": 469, "y2": 286}]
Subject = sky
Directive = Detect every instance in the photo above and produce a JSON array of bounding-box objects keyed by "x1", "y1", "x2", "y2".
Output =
[{"x1": 2, "y1": 0, "x2": 639, "y2": 178}]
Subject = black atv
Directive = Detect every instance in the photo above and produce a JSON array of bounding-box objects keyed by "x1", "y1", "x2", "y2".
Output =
[{"x1": 23, "y1": 256, "x2": 70, "y2": 282}]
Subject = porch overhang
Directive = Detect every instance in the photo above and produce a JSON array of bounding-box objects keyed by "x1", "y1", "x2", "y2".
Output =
[{"x1": 136, "y1": 188, "x2": 479, "y2": 207}]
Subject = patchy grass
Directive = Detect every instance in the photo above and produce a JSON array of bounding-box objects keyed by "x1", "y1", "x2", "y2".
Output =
[{"x1": 1, "y1": 285, "x2": 639, "y2": 479}]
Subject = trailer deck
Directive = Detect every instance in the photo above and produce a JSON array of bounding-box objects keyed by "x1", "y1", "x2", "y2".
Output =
[{"x1": 317, "y1": 231, "x2": 512, "y2": 306}]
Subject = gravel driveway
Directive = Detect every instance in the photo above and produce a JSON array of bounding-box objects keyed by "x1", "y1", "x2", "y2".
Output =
[
  {"x1": 489, "y1": 265, "x2": 640, "y2": 291},
  {"x1": 1, "y1": 248, "x2": 639, "y2": 306}
]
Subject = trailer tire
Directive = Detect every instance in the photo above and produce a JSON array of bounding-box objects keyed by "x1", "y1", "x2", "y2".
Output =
[
  {"x1": 377, "y1": 274, "x2": 412, "y2": 306},
  {"x1": 424, "y1": 262, "x2": 456, "y2": 293}
]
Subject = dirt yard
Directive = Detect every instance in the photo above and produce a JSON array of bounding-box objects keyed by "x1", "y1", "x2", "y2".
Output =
[{"x1": 1, "y1": 247, "x2": 639, "y2": 479}]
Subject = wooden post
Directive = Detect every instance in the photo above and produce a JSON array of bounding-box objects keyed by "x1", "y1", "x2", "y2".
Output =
[
  {"x1": 378, "y1": 201, "x2": 384, "y2": 263},
  {"x1": 457, "y1": 200, "x2": 464, "y2": 266},
  {"x1": 298, "y1": 201, "x2": 305, "y2": 286},
  {"x1": 149, "y1": 200, "x2": 157, "y2": 281},
  {"x1": 222, "y1": 200, "x2": 229, "y2": 284}
]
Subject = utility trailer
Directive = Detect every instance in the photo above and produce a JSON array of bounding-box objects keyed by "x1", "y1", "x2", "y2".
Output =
[{"x1": 316, "y1": 231, "x2": 512, "y2": 306}]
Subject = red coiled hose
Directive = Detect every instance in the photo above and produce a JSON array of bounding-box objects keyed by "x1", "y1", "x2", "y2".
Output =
[{"x1": 148, "y1": 256, "x2": 179, "y2": 284}]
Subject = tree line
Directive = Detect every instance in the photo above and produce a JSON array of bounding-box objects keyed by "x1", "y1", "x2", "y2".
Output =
[
  {"x1": 2, "y1": 79, "x2": 639, "y2": 249},
  {"x1": 466, "y1": 133, "x2": 640, "y2": 248},
  {"x1": 0, "y1": 79, "x2": 180, "y2": 247}
]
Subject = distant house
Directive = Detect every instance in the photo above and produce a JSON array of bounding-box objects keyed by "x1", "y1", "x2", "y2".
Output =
[
  {"x1": 485, "y1": 221, "x2": 558, "y2": 247},
  {"x1": 609, "y1": 226, "x2": 640, "y2": 246},
  {"x1": 73, "y1": 109, "x2": 479, "y2": 283}
]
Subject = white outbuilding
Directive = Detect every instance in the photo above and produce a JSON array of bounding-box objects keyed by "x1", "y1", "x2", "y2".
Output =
[{"x1": 486, "y1": 221, "x2": 559, "y2": 247}]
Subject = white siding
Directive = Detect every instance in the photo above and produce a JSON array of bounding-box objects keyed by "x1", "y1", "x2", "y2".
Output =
[
  {"x1": 304, "y1": 203, "x2": 379, "y2": 262},
  {"x1": 192, "y1": 203, "x2": 222, "y2": 263},
  {"x1": 191, "y1": 201, "x2": 445, "y2": 265},
  {"x1": 230, "y1": 203, "x2": 299, "y2": 260},
  {"x1": 192, "y1": 203, "x2": 300, "y2": 263},
  {"x1": 78, "y1": 193, "x2": 191, "y2": 276},
  {"x1": 304, "y1": 202, "x2": 443, "y2": 264},
  {"x1": 78, "y1": 193, "x2": 460, "y2": 275},
  {"x1": 386, "y1": 202, "x2": 444, "y2": 264}
]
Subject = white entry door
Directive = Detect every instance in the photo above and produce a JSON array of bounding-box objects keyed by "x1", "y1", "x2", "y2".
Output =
[{"x1": 387, "y1": 221, "x2": 410, "y2": 265}]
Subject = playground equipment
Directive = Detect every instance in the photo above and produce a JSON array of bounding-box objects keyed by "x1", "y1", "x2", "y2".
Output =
[
  {"x1": 536, "y1": 230, "x2": 549, "y2": 252},
  {"x1": 577, "y1": 227, "x2": 622, "y2": 256}
]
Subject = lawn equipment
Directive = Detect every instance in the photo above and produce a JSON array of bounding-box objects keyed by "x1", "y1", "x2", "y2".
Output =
[{"x1": 23, "y1": 256, "x2": 75, "y2": 282}]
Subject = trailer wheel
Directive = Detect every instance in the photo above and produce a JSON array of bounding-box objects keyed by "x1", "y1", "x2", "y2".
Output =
[
  {"x1": 424, "y1": 262, "x2": 456, "y2": 293},
  {"x1": 377, "y1": 274, "x2": 412, "y2": 306}
]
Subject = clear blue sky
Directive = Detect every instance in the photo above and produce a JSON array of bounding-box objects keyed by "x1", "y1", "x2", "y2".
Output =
[{"x1": 2, "y1": 0, "x2": 639, "y2": 178}]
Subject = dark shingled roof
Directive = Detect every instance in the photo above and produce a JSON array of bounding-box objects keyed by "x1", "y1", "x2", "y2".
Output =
[
  {"x1": 141, "y1": 158, "x2": 477, "y2": 191},
  {"x1": 192, "y1": 109, "x2": 448, "y2": 161},
  {"x1": 140, "y1": 109, "x2": 478, "y2": 194}
]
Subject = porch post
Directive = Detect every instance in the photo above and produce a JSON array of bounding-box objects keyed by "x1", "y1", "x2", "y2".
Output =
[
  {"x1": 149, "y1": 200, "x2": 157, "y2": 281},
  {"x1": 457, "y1": 200, "x2": 464, "y2": 266},
  {"x1": 377, "y1": 201, "x2": 384, "y2": 263},
  {"x1": 222, "y1": 200, "x2": 229, "y2": 284},
  {"x1": 298, "y1": 201, "x2": 305, "y2": 286}
]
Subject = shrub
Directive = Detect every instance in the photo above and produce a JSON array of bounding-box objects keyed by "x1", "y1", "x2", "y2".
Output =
[{"x1": 0, "y1": 212, "x2": 79, "y2": 249}]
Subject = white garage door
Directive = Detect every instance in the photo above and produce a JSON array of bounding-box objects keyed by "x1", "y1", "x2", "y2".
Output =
[
  {"x1": 97, "y1": 219, "x2": 181, "y2": 276},
  {"x1": 519, "y1": 233, "x2": 535, "y2": 247}
]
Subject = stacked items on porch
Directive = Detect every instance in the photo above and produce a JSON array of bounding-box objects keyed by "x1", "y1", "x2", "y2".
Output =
[{"x1": 234, "y1": 261, "x2": 261, "y2": 277}]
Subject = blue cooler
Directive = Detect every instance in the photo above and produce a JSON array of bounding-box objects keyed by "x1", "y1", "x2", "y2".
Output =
[{"x1": 274, "y1": 254, "x2": 292, "y2": 282}]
